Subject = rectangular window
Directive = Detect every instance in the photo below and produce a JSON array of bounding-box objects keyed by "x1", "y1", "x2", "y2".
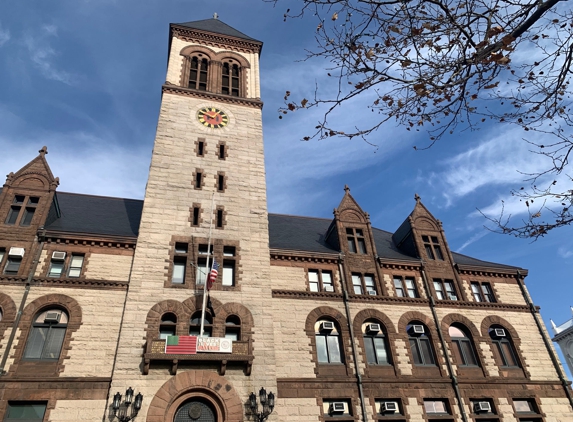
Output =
[
  {"x1": 422, "y1": 235, "x2": 444, "y2": 260},
  {"x1": 48, "y1": 260, "x2": 64, "y2": 278},
  {"x1": 0, "y1": 249, "x2": 5, "y2": 266},
  {"x1": 218, "y1": 144, "x2": 226, "y2": 159},
  {"x1": 434, "y1": 279, "x2": 458, "y2": 300},
  {"x1": 172, "y1": 242, "x2": 188, "y2": 285},
  {"x1": 222, "y1": 261, "x2": 235, "y2": 286},
  {"x1": 309, "y1": 270, "x2": 334, "y2": 292},
  {"x1": 216, "y1": 208, "x2": 224, "y2": 228},
  {"x1": 352, "y1": 274, "x2": 363, "y2": 294},
  {"x1": 364, "y1": 275, "x2": 376, "y2": 294},
  {"x1": 5, "y1": 402, "x2": 47, "y2": 421},
  {"x1": 196, "y1": 258, "x2": 207, "y2": 286},
  {"x1": 68, "y1": 255, "x2": 84, "y2": 278},
  {"x1": 195, "y1": 171, "x2": 203, "y2": 189},
  {"x1": 393, "y1": 276, "x2": 418, "y2": 298},
  {"x1": 424, "y1": 399, "x2": 449, "y2": 414},
  {"x1": 197, "y1": 140, "x2": 205, "y2": 156},
  {"x1": 351, "y1": 273, "x2": 376, "y2": 295},
  {"x1": 5, "y1": 195, "x2": 39, "y2": 226},
  {"x1": 471, "y1": 282, "x2": 496, "y2": 302},
  {"x1": 4, "y1": 257, "x2": 21, "y2": 275}
]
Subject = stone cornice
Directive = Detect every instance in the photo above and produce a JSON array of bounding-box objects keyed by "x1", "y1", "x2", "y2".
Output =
[
  {"x1": 270, "y1": 249, "x2": 339, "y2": 263},
  {"x1": 456, "y1": 264, "x2": 527, "y2": 278},
  {"x1": 43, "y1": 231, "x2": 136, "y2": 248},
  {"x1": 162, "y1": 84, "x2": 264, "y2": 109},
  {"x1": 0, "y1": 276, "x2": 128, "y2": 290},
  {"x1": 379, "y1": 260, "x2": 422, "y2": 271},
  {"x1": 272, "y1": 290, "x2": 343, "y2": 300},
  {"x1": 171, "y1": 25, "x2": 262, "y2": 55}
]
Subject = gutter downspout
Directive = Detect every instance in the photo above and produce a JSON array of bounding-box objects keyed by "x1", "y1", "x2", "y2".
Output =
[
  {"x1": 0, "y1": 229, "x2": 46, "y2": 375},
  {"x1": 420, "y1": 266, "x2": 468, "y2": 422},
  {"x1": 338, "y1": 255, "x2": 369, "y2": 422},
  {"x1": 515, "y1": 270, "x2": 573, "y2": 411}
]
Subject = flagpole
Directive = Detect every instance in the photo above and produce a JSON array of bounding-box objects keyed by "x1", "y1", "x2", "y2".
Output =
[{"x1": 200, "y1": 192, "x2": 215, "y2": 337}]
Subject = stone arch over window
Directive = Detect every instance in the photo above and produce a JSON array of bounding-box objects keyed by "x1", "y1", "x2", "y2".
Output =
[
  {"x1": 0, "y1": 293, "x2": 17, "y2": 347},
  {"x1": 145, "y1": 300, "x2": 188, "y2": 343},
  {"x1": 10, "y1": 294, "x2": 81, "y2": 376},
  {"x1": 179, "y1": 46, "x2": 216, "y2": 91},
  {"x1": 441, "y1": 313, "x2": 487, "y2": 377},
  {"x1": 397, "y1": 311, "x2": 446, "y2": 377},
  {"x1": 353, "y1": 309, "x2": 398, "y2": 377},
  {"x1": 218, "y1": 52, "x2": 250, "y2": 97},
  {"x1": 215, "y1": 302, "x2": 254, "y2": 341},
  {"x1": 147, "y1": 370, "x2": 243, "y2": 422},
  {"x1": 305, "y1": 306, "x2": 351, "y2": 377},
  {"x1": 480, "y1": 315, "x2": 528, "y2": 377}
]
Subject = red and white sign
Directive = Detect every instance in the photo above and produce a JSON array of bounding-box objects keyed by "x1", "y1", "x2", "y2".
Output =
[{"x1": 197, "y1": 337, "x2": 233, "y2": 353}]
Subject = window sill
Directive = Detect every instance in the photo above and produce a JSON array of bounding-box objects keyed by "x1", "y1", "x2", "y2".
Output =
[{"x1": 143, "y1": 339, "x2": 253, "y2": 376}]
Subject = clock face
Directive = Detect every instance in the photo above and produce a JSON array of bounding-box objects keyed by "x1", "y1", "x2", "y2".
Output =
[{"x1": 197, "y1": 107, "x2": 229, "y2": 129}]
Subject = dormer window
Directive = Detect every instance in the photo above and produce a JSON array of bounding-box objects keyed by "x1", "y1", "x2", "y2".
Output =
[
  {"x1": 346, "y1": 228, "x2": 367, "y2": 254},
  {"x1": 189, "y1": 56, "x2": 208, "y2": 91},
  {"x1": 422, "y1": 235, "x2": 444, "y2": 260},
  {"x1": 5, "y1": 195, "x2": 39, "y2": 226}
]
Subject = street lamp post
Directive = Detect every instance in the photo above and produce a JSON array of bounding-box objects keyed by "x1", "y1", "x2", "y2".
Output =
[
  {"x1": 248, "y1": 387, "x2": 275, "y2": 422},
  {"x1": 112, "y1": 387, "x2": 143, "y2": 422}
]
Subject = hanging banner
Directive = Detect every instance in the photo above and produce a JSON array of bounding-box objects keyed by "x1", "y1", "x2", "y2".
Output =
[{"x1": 197, "y1": 337, "x2": 233, "y2": 353}]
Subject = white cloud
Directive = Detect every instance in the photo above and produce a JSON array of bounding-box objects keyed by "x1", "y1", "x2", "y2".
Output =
[
  {"x1": 0, "y1": 22, "x2": 10, "y2": 47},
  {"x1": 22, "y1": 27, "x2": 75, "y2": 85},
  {"x1": 558, "y1": 247, "x2": 573, "y2": 259},
  {"x1": 456, "y1": 230, "x2": 489, "y2": 252}
]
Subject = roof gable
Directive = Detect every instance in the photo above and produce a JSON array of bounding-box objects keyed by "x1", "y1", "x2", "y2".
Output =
[{"x1": 174, "y1": 18, "x2": 261, "y2": 43}]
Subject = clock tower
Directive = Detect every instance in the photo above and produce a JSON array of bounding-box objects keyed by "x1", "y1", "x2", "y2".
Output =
[{"x1": 109, "y1": 17, "x2": 275, "y2": 421}]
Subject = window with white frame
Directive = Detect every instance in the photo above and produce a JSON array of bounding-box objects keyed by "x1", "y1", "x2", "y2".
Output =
[
  {"x1": 471, "y1": 282, "x2": 496, "y2": 302},
  {"x1": 433, "y1": 279, "x2": 458, "y2": 300},
  {"x1": 308, "y1": 269, "x2": 334, "y2": 292},
  {"x1": 393, "y1": 276, "x2": 418, "y2": 298},
  {"x1": 23, "y1": 309, "x2": 68, "y2": 360},
  {"x1": 315, "y1": 319, "x2": 344, "y2": 364}
]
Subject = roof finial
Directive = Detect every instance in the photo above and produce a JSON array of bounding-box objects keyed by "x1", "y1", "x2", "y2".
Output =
[
  {"x1": 344, "y1": 184, "x2": 350, "y2": 193},
  {"x1": 414, "y1": 193, "x2": 421, "y2": 203},
  {"x1": 213, "y1": 12, "x2": 218, "y2": 19},
  {"x1": 551, "y1": 319, "x2": 558, "y2": 335},
  {"x1": 39, "y1": 146, "x2": 48, "y2": 156}
]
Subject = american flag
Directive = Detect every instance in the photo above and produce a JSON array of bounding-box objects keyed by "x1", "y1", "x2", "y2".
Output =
[{"x1": 207, "y1": 260, "x2": 219, "y2": 290}]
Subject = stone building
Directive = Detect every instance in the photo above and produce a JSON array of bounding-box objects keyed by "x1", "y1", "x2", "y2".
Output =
[
  {"x1": 552, "y1": 310, "x2": 573, "y2": 379},
  {"x1": 0, "y1": 17, "x2": 572, "y2": 422}
]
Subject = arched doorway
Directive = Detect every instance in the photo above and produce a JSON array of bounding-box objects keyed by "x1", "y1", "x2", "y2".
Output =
[{"x1": 174, "y1": 398, "x2": 216, "y2": 422}]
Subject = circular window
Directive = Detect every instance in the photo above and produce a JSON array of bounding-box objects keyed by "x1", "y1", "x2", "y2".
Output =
[{"x1": 174, "y1": 399, "x2": 216, "y2": 422}]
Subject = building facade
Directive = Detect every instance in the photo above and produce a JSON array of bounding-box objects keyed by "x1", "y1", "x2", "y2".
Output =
[
  {"x1": 0, "y1": 17, "x2": 571, "y2": 422},
  {"x1": 552, "y1": 310, "x2": 573, "y2": 379}
]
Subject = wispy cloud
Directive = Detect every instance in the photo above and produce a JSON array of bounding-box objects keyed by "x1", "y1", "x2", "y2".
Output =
[
  {"x1": 0, "y1": 22, "x2": 10, "y2": 47},
  {"x1": 558, "y1": 246, "x2": 573, "y2": 259},
  {"x1": 456, "y1": 230, "x2": 489, "y2": 252},
  {"x1": 23, "y1": 25, "x2": 75, "y2": 85}
]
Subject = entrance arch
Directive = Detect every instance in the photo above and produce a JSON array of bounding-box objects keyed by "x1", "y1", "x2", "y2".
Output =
[{"x1": 147, "y1": 370, "x2": 243, "y2": 422}]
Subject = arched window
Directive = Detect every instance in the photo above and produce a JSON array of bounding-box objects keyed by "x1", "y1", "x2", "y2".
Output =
[
  {"x1": 189, "y1": 56, "x2": 208, "y2": 91},
  {"x1": 362, "y1": 320, "x2": 391, "y2": 365},
  {"x1": 449, "y1": 324, "x2": 479, "y2": 367},
  {"x1": 225, "y1": 315, "x2": 241, "y2": 341},
  {"x1": 407, "y1": 322, "x2": 436, "y2": 366},
  {"x1": 159, "y1": 313, "x2": 177, "y2": 340},
  {"x1": 315, "y1": 319, "x2": 343, "y2": 364},
  {"x1": 190, "y1": 311, "x2": 212, "y2": 337},
  {"x1": 174, "y1": 398, "x2": 216, "y2": 422},
  {"x1": 489, "y1": 325, "x2": 520, "y2": 367},
  {"x1": 222, "y1": 62, "x2": 240, "y2": 96},
  {"x1": 23, "y1": 308, "x2": 68, "y2": 360}
]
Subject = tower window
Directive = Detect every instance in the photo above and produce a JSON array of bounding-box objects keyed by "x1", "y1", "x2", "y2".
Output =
[
  {"x1": 196, "y1": 139, "x2": 205, "y2": 157},
  {"x1": 172, "y1": 242, "x2": 188, "y2": 285},
  {"x1": 194, "y1": 170, "x2": 203, "y2": 189},
  {"x1": 216, "y1": 207, "x2": 225, "y2": 229},
  {"x1": 189, "y1": 56, "x2": 208, "y2": 91},
  {"x1": 218, "y1": 143, "x2": 226, "y2": 160},
  {"x1": 217, "y1": 172, "x2": 226, "y2": 192},
  {"x1": 192, "y1": 206, "x2": 201, "y2": 226},
  {"x1": 222, "y1": 62, "x2": 240, "y2": 96}
]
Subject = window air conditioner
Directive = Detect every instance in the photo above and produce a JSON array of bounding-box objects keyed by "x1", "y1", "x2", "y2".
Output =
[
  {"x1": 51, "y1": 251, "x2": 66, "y2": 261},
  {"x1": 330, "y1": 402, "x2": 345, "y2": 413},
  {"x1": 412, "y1": 325, "x2": 425, "y2": 334},
  {"x1": 44, "y1": 312, "x2": 61, "y2": 323},
  {"x1": 367, "y1": 323, "x2": 381, "y2": 333},
  {"x1": 367, "y1": 290, "x2": 377, "y2": 296},
  {"x1": 494, "y1": 328, "x2": 506, "y2": 337},
  {"x1": 323, "y1": 285, "x2": 334, "y2": 292},
  {"x1": 474, "y1": 402, "x2": 491, "y2": 413},
  {"x1": 380, "y1": 401, "x2": 398, "y2": 413},
  {"x1": 321, "y1": 321, "x2": 335, "y2": 331},
  {"x1": 8, "y1": 247, "x2": 25, "y2": 258}
]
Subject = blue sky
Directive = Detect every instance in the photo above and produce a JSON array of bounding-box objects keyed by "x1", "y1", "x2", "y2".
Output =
[{"x1": 1, "y1": 1, "x2": 572, "y2": 375}]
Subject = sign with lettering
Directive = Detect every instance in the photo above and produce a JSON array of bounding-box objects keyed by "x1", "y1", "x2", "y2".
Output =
[{"x1": 197, "y1": 337, "x2": 233, "y2": 353}]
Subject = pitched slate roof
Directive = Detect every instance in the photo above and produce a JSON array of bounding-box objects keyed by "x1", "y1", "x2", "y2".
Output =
[
  {"x1": 14, "y1": 191, "x2": 518, "y2": 270},
  {"x1": 44, "y1": 192, "x2": 143, "y2": 238},
  {"x1": 174, "y1": 18, "x2": 261, "y2": 43}
]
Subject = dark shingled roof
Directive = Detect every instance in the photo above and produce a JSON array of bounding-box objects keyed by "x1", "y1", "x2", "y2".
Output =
[
  {"x1": 44, "y1": 192, "x2": 143, "y2": 238},
  {"x1": 174, "y1": 19, "x2": 261, "y2": 43},
  {"x1": 7, "y1": 189, "x2": 517, "y2": 270}
]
